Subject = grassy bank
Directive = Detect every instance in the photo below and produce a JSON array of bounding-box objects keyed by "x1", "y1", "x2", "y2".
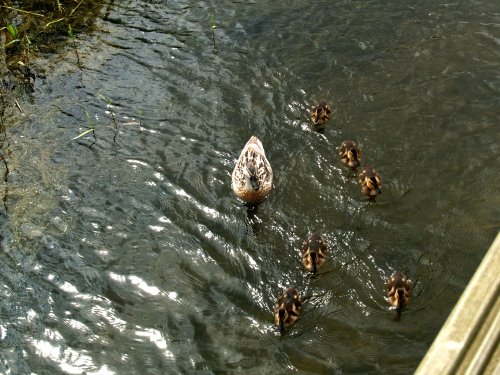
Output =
[{"x1": 1, "y1": 0, "x2": 107, "y2": 75}]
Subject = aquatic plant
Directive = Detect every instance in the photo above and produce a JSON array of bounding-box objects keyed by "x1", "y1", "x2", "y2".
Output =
[
  {"x1": 211, "y1": 14, "x2": 217, "y2": 30},
  {"x1": 67, "y1": 23, "x2": 81, "y2": 67},
  {"x1": 3, "y1": 23, "x2": 32, "y2": 68},
  {"x1": 73, "y1": 109, "x2": 97, "y2": 141},
  {"x1": 55, "y1": 0, "x2": 63, "y2": 14},
  {"x1": 210, "y1": 13, "x2": 217, "y2": 50},
  {"x1": 1, "y1": 1, "x2": 104, "y2": 73},
  {"x1": 98, "y1": 94, "x2": 118, "y2": 142},
  {"x1": 4, "y1": 23, "x2": 20, "y2": 47}
]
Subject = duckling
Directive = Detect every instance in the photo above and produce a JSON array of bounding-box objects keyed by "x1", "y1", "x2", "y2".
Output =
[
  {"x1": 310, "y1": 102, "x2": 332, "y2": 125},
  {"x1": 302, "y1": 233, "x2": 328, "y2": 273},
  {"x1": 358, "y1": 166, "x2": 382, "y2": 197},
  {"x1": 386, "y1": 272, "x2": 411, "y2": 310},
  {"x1": 339, "y1": 140, "x2": 362, "y2": 168},
  {"x1": 231, "y1": 136, "x2": 273, "y2": 204},
  {"x1": 274, "y1": 288, "x2": 302, "y2": 334}
]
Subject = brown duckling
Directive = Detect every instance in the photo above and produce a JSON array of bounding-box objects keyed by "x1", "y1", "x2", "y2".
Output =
[
  {"x1": 386, "y1": 272, "x2": 411, "y2": 310},
  {"x1": 301, "y1": 233, "x2": 327, "y2": 273},
  {"x1": 339, "y1": 140, "x2": 362, "y2": 168},
  {"x1": 274, "y1": 288, "x2": 302, "y2": 334},
  {"x1": 358, "y1": 166, "x2": 382, "y2": 197},
  {"x1": 310, "y1": 102, "x2": 332, "y2": 125}
]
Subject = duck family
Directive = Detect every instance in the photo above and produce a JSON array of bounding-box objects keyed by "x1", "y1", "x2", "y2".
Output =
[{"x1": 231, "y1": 103, "x2": 409, "y2": 334}]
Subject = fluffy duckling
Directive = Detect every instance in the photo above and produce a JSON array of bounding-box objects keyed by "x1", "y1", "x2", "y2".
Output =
[
  {"x1": 339, "y1": 140, "x2": 362, "y2": 168},
  {"x1": 274, "y1": 288, "x2": 302, "y2": 334},
  {"x1": 302, "y1": 233, "x2": 328, "y2": 273},
  {"x1": 386, "y1": 272, "x2": 411, "y2": 310},
  {"x1": 231, "y1": 136, "x2": 273, "y2": 204},
  {"x1": 310, "y1": 102, "x2": 332, "y2": 125},
  {"x1": 358, "y1": 166, "x2": 382, "y2": 197}
]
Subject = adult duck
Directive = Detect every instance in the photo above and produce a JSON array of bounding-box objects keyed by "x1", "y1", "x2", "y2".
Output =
[{"x1": 231, "y1": 136, "x2": 273, "y2": 204}]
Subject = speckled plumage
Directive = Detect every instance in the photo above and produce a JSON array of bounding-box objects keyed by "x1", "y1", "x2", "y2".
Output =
[
  {"x1": 358, "y1": 166, "x2": 382, "y2": 197},
  {"x1": 310, "y1": 102, "x2": 332, "y2": 125},
  {"x1": 231, "y1": 136, "x2": 273, "y2": 204},
  {"x1": 302, "y1": 233, "x2": 328, "y2": 273},
  {"x1": 386, "y1": 272, "x2": 411, "y2": 310},
  {"x1": 274, "y1": 288, "x2": 302, "y2": 334},
  {"x1": 339, "y1": 140, "x2": 362, "y2": 168}
]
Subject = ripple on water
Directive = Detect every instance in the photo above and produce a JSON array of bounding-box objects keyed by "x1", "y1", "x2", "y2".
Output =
[{"x1": 1, "y1": 0, "x2": 499, "y2": 373}]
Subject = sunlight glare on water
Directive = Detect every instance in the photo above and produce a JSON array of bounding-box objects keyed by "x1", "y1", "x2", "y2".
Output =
[{"x1": 0, "y1": 0, "x2": 498, "y2": 374}]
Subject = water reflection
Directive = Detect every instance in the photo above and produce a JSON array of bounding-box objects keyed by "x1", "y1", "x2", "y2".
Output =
[{"x1": 0, "y1": 0, "x2": 499, "y2": 374}]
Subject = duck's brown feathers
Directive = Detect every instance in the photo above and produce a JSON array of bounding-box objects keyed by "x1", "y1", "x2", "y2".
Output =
[
  {"x1": 231, "y1": 136, "x2": 273, "y2": 204},
  {"x1": 386, "y1": 272, "x2": 411, "y2": 309},
  {"x1": 302, "y1": 233, "x2": 328, "y2": 273},
  {"x1": 358, "y1": 166, "x2": 382, "y2": 197},
  {"x1": 339, "y1": 140, "x2": 362, "y2": 168},
  {"x1": 274, "y1": 288, "x2": 302, "y2": 333},
  {"x1": 310, "y1": 102, "x2": 332, "y2": 125}
]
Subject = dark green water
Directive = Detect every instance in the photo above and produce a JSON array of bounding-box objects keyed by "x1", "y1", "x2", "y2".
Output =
[{"x1": 1, "y1": 1, "x2": 499, "y2": 374}]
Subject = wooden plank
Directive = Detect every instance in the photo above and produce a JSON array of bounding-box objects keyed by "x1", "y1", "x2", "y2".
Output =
[{"x1": 415, "y1": 232, "x2": 500, "y2": 375}]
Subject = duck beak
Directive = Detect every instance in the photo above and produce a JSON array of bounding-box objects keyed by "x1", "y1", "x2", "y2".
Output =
[{"x1": 311, "y1": 252, "x2": 317, "y2": 273}]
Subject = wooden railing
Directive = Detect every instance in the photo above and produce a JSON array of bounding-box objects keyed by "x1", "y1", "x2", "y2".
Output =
[{"x1": 415, "y1": 232, "x2": 500, "y2": 374}]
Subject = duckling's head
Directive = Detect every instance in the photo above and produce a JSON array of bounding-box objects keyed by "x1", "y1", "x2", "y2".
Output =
[{"x1": 302, "y1": 234, "x2": 327, "y2": 273}]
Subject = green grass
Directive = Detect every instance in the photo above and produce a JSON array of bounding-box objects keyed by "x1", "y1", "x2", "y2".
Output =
[
  {"x1": 98, "y1": 94, "x2": 119, "y2": 142},
  {"x1": 4, "y1": 23, "x2": 21, "y2": 47},
  {"x1": 72, "y1": 109, "x2": 97, "y2": 141}
]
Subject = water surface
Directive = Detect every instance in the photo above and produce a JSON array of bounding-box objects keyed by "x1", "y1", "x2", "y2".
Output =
[{"x1": 0, "y1": 1, "x2": 499, "y2": 374}]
